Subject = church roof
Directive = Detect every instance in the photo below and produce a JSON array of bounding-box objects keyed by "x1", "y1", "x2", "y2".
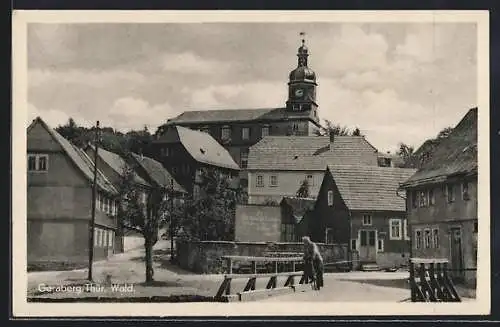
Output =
[
  {"x1": 164, "y1": 107, "x2": 315, "y2": 125},
  {"x1": 247, "y1": 136, "x2": 379, "y2": 171},
  {"x1": 401, "y1": 107, "x2": 478, "y2": 187}
]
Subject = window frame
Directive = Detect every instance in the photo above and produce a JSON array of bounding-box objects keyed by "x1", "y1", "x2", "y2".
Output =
[
  {"x1": 306, "y1": 174, "x2": 314, "y2": 186},
  {"x1": 446, "y1": 184, "x2": 455, "y2": 203},
  {"x1": 432, "y1": 228, "x2": 439, "y2": 248},
  {"x1": 327, "y1": 190, "x2": 334, "y2": 206},
  {"x1": 261, "y1": 126, "x2": 270, "y2": 138},
  {"x1": 377, "y1": 238, "x2": 385, "y2": 252},
  {"x1": 428, "y1": 188, "x2": 435, "y2": 206},
  {"x1": 415, "y1": 229, "x2": 422, "y2": 249},
  {"x1": 27, "y1": 153, "x2": 49, "y2": 172},
  {"x1": 269, "y1": 175, "x2": 278, "y2": 187},
  {"x1": 403, "y1": 219, "x2": 410, "y2": 240},
  {"x1": 362, "y1": 215, "x2": 372, "y2": 226},
  {"x1": 462, "y1": 181, "x2": 470, "y2": 201},
  {"x1": 350, "y1": 239, "x2": 357, "y2": 251},
  {"x1": 424, "y1": 229, "x2": 432, "y2": 249},
  {"x1": 256, "y1": 175, "x2": 264, "y2": 187},
  {"x1": 221, "y1": 126, "x2": 231, "y2": 140},
  {"x1": 241, "y1": 127, "x2": 250, "y2": 140},
  {"x1": 240, "y1": 150, "x2": 249, "y2": 169},
  {"x1": 411, "y1": 191, "x2": 418, "y2": 209},
  {"x1": 419, "y1": 190, "x2": 428, "y2": 207},
  {"x1": 389, "y1": 218, "x2": 402, "y2": 240}
]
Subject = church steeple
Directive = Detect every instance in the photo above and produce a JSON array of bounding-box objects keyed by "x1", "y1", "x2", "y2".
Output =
[{"x1": 286, "y1": 32, "x2": 318, "y2": 118}]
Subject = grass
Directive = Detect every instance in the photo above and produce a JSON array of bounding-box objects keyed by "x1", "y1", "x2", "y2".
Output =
[{"x1": 28, "y1": 262, "x2": 89, "y2": 272}]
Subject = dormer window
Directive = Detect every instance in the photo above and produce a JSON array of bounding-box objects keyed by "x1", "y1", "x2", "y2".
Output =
[{"x1": 242, "y1": 127, "x2": 250, "y2": 140}]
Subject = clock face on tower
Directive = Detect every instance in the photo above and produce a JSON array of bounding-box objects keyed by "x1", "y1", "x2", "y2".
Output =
[{"x1": 294, "y1": 88, "x2": 304, "y2": 98}]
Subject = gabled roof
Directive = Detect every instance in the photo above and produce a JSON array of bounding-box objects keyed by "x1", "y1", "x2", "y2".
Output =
[
  {"x1": 326, "y1": 165, "x2": 417, "y2": 212},
  {"x1": 401, "y1": 108, "x2": 478, "y2": 187},
  {"x1": 130, "y1": 152, "x2": 186, "y2": 193},
  {"x1": 164, "y1": 107, "x2": 317, "y2": 125},
  {"x1": 172, "y1": 126, "x2": 240, "y2": 170},
  {"x1": 248, "y1": 136, "x2": 379, "y2": 171},
  {"x1": 86, "y1": 144, "x2": 149, "y2": 187},
  {"x1": 280, "y1": 196, "x2": 316, "y2": 223},
  {"x1": 27, "y1": 117, "x2": 117, "y2": 195}
]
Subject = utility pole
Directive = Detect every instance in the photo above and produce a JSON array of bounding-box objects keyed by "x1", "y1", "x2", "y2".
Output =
[
  {"x1": 88, "y1": 121, "x2": 100, "y2": 281},
  {"x1": 169, "y1": 179, "x2": 175, "y2": 263}
]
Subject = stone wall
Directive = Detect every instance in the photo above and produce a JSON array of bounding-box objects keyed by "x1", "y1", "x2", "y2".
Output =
[
  {"x1": 176, "y1": 240, "x2": 349, "y2": 274},
  {"x1": 234, "y1": 204, "x2": 281, "y2": 242}
]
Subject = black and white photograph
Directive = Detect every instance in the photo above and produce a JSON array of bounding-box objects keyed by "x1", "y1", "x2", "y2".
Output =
[{"x1": 12, "y1": 10, "x2": 490, "y2": 317}]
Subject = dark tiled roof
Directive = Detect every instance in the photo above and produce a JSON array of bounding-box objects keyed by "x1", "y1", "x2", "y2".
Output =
[
  {"x1": 175, "y1": 126, "x2": 240, "y2": 170},
  {"x1": 86, "y1": 145, "x2": 149, "y2": 186},
  {"x1": 130, "y1": 153, "x2": 186, "y2": 193},
  {"x1": 402, "y1": 108, "x2": 478, "y2": 187},
  {"x1": 281, "y1": 196, "x2": 316, "y2": 223},
  {"x1": 165, "y1": 107, "x2": 315, "y2": 125},
  {"x1": 327, "y1": 165, "x2": 417, "y2": 212},
  {"x1": 248, "y1": 136, "x2": 379, "y2": 170},
  {"x1": 27, "y1": 117, "x2": 118, "y2": 195}
]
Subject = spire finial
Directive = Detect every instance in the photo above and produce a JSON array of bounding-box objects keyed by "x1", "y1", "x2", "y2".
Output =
[{"x1": 300, "y1": 31, "x2": 306, "y2": 45}]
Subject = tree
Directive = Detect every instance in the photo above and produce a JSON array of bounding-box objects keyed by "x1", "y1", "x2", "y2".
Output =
[
  {"x1": 182, "y1": 168, "x2": 243, "y2": 241},
  {"x1": 314, "y1": 119, "x2": 361, "y2": 137},
  {"x1": 437, "y1": 126, "x2": 453, "y2": 139},
  {"x1": 117, "y1": 156, "x2": 184, "y2": 283},
  {"x1": 396, "y1": 143, "x2": 416, "y2": 168},
  {"x1": 296, "y1": 178, "x2": 310, "y2": 198}
]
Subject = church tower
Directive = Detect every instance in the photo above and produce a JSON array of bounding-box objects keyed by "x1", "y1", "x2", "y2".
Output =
[{"x1": 286, "y1": 32, "x2": 318, "y2": 119}]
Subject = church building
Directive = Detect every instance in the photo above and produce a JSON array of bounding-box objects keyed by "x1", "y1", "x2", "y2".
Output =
[{"x1": 156, "y1": 35, "x2": 322, "y2": 187}]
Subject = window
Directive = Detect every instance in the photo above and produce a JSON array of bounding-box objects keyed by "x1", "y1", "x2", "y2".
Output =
[
  {"x1": 108, "y1": 230, "x2": 114, "y2": 247},
  {"x1": 201, "y1": 126, "x2": 210, "y2": 134},
  {"x1": 432, "y1": 228, "x2": 439, "y2": 248},
  {"x1": 362, "y1": 215, "x2": 372, "y2": 226},
  {"x1": 446, "y1": 184, "x2": 455, "y2": 203},
  {"x1": 424, "y1": 229, "x2": 431, "y2": 248},
  {"x1": 377, "y1": 239, "x2": 385, "y2": 252},
  {"x1": 306, "y1": 174, "x2": 314, "y2": 186},
  {"x1": 161, "y1": 147, "x2": 170, "y2": 157},
  {"x1": 269, "y1": 175, "x2": 278, "y2": 187},
  {"x1": 415, "y1": 230, "x2": 422, "y2": 249},
  {"x1": 221, "y1": 126, "x2": 231, "y2": 140},
  {"x1": 261, "y1": 126, "x2": 269, "y2": 138},
  {"x1": 462, "y1": 182, "x2": 470, "y2": 200},
  {"x1": 350, "y1": 239, "x2": 357, "y2": 251},
  {"x1": 292, "y1": 123, "x2": 299, "y2": 133},
  {"x1": 428, "y1": 188, "x2": 435, "y2": 206},
  {"x1": 327, "y1": 190, "x2": 334, "y2": 206},
  {"x1": 256, "y1": 175, "x2": 264, "y2": 187},
  {"x1": 240, "y1": 150, "x2": 248, "y2": 169},
  {"x1": 411, "y1": 191, "x2": 418, "y2": 209},
  {"x1": 242, "y1": 127, "x2": 250, "y2": 140},
  {"x1": 94, "y1": 229, "x2": 99, "y2": 246},
  {"x1": 103, "y1": 197, "x2": 109, "y2": 213},
  {"x1": 27, "y1": 154, "x2": 49, "y2": 172},
  {"x1": 419, "y1": 190, "x2": 427, "y2": 207},
  {"x1": 389, "y1": 218, "x2": 402, "y2": 240},
  {"x1": 141, "y1": 192, "x2": 147, "y2": 204},
  {"x1": 403, "y1": 219, "x2": 410, "y2": 240}
]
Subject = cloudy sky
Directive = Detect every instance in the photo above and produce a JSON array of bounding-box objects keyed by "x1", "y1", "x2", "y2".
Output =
[{"x1": 27, "y1": 22, "x2": 477, "y2": 152}]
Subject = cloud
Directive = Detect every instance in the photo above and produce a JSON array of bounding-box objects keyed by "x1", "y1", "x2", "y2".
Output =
[
  {"x1": 107, "y1": 97, "x2": 174, "y2": 131},
  {"x1": 27, "y1": 102, "x2": 90, "y2": 129},
  {"x1": 187, "y1": 81, "x2": 285, "y2": 109},
  {"x1": 317, "y1": 25, "x2": 389, "y2": 75},
  {"x1": 29, "y1": 68, "x2": 146, "y2": 89},
  {"x1": 161, "y1": 52, "x2": 233, "y2": 75}
]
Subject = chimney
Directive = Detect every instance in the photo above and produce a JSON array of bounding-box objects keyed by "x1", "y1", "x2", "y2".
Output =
[{"x1": 329, "y1": 131, "x2": 335, "y2": 150}]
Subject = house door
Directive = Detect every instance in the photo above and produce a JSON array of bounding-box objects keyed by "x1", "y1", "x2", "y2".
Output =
[
  {"x1": 450, "y1": 227, "x2": 465, "y2": 281},
  {"x1": 359, "y1": 230, "x2": 377, "y2": 262}
]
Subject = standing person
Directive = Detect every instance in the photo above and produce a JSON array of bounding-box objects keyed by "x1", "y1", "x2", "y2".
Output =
[{"x1": 302, "y1": 236, "x2": 324, "y2": 290}]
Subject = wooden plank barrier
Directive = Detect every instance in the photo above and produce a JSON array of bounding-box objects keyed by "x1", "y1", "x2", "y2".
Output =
[
  {"x1": 214, "y1": 255, "x2": 314, "y2": 302},
  {"x1": 409, "y1": 258, "x2": 461, "y2": 302}
]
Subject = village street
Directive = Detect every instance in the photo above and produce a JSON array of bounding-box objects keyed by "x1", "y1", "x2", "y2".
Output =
[{"x1": 27, "y1": 242, "x2": 425, "y2": 302}]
